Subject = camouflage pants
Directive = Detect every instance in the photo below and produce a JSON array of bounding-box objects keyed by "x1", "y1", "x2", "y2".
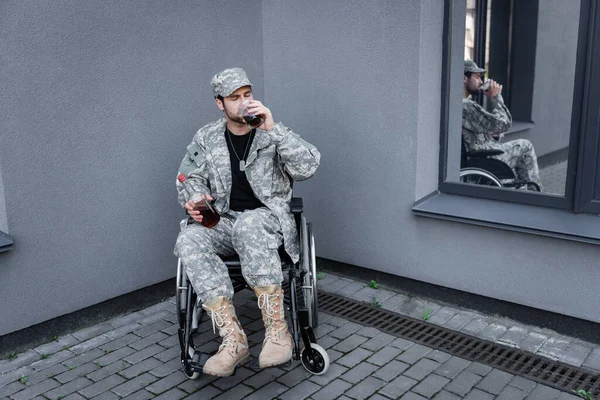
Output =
[
  {"x1": 174, "y1": 207, "x2": 284, "y2": 304},
  {"x1": 492, "y1": 139, "x2": 543, "y2": 190}
]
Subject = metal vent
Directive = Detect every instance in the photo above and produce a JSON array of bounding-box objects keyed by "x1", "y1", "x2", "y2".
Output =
[{"x1": 318, "y1": 291, "x2": 600, "y2": 396}]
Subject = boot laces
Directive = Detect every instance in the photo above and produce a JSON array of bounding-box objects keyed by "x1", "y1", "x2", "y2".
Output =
[
  {"x1": 206, "y1": 305, "x2": 236, "y2": 352},
  {"x1": 257, "y1": 293, "x2": 281, "y2": 341}
]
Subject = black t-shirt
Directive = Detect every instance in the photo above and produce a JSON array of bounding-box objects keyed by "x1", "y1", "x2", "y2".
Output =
[{"x1": 225, "y1": 128, "x2": 264, "y2": 211}]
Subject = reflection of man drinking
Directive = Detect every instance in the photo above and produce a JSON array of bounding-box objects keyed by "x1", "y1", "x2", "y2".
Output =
[{"x1": 462, "y1": 60, "x2": 543, "y2": 191}]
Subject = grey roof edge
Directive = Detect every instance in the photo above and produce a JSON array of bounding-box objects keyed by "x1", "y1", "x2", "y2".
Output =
[{"x1": 0, "y1": 230, "x2": 14, "y2": 252}]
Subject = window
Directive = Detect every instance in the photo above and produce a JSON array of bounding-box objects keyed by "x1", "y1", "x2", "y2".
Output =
[{"x1": 439, "y1": 0, "x2": 600, "y2": 212}]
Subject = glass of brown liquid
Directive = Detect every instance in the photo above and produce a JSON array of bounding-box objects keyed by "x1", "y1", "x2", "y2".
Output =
[
  {"x1": 192, "y1": 196, "x2": 220, "y2": 228},
  {"x1": 238, "y1": 100, "x2": 263, "y2": 128}
]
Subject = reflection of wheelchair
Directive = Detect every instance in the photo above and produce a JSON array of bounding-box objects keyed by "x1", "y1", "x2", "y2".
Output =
[
  {"x1": 175, "y1": 197, "x2": 329, "y2": 379},
  {"x1": 460, "y1": 139, "x2": 541, "y2": 191}
]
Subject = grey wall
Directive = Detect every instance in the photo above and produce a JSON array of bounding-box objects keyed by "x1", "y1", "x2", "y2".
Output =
[
  {"x1": 263, "y1": 0, "x2": 600, "y2": 324},
  {"x1": 506, "y1": 0, "x2": 580, "y2": 158},
  {"x1": 0, "y1": 0, "x2": 264, "y2": 335}
]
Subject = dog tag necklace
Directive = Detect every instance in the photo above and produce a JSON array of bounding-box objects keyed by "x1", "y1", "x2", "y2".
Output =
[{"x1": 226, "y1": 128, "x2": 253, "y2": 171}]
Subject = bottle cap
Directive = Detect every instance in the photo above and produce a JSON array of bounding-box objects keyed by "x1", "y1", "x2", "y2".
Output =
[{"x1": 177, "y1": 173, "x2": 186, "y2": 182}]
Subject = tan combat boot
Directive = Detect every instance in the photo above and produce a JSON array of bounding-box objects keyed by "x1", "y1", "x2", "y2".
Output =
[
  {"x1": 201, "y1": 296, "x2": 249, "y2": 377},
  {"x1": 254, "y1": 285, "x2": 293, "y2": 368}
]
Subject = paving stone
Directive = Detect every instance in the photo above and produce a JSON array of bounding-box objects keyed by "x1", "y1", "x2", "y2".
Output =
[
  {"x1": 157, "y1": 334, "x2": 179, "y2": 348},
  {"x1": 111, "y1": 372, "x2": 158, "y2": 397},
  {"x1": 372, "y1": 360, "x2": 410, "y2": 382},
  {"x1": 311, "y1": 379, "x2": 352, "y2": 400},
  {"x1": 365, "y1": 395, "x2": 389, "y2": 400},
  {"x1": 147, "y1": 356, "x2": 180, "y2": 378},
  {"x1": 399, "y1": 298, "x2": 442, "y2": 320},
  {"x1": 212, "y1": 366, "x2": 256, "y2": 392},
  {"x1": 0, "y1": 352, "x2": 40, "y2": 375},
  {"x1": 496, "y1": 326, "x2": 528, "y2": 347},
  {"x1": 243, "y1": 367, "x2": 287, "y2": 389},
  {"x1": 279, "y1": 380, "x2": 321, "y2": 400},
  {"x1": 72, "y1": 323, "x2": 115, "y2": 342},
  {"x1": 95, "y1": 345, "x2": 136, "y2": 367},
  {"x1": 120, "y1": 389, "x2": 154, "y2": 400},
  {"x1": 444, "y1": 312, "x2": 477, "y2": 331},
  {"x1": 558, "y1": 391, "x2": 588, "y2": 399},
  {"x1": 324, "y1": 315, "x2": 352, "y2": 327},
  {"x1": 314, "y1": 323, "x2": 336, "y2": 340},
  {"x1": 332, "y1": 334, "x2": 369, "y2": 352},
  {"x1": 160, "y1": 323, "x2": 179, "y2": 336},
  {"x1": 335, "y1": 281, "x2": 365, "y2": 297},
  {"x1": 315, "y1": 335, "x2": 339, "y2": 350},
  {"x1": 380, "y1": 294, "x2": 409, "y2": 311},
  {"x1": 100, "y1": 333, "x2": 140, "y2": 353},
  {"x1": 464, "y1": 361, "x2": 492, "y2": 376},
  {"x1": 0, "y1": 366, "x2": 34, "y2": 388},
  {"x1": 63, "y1": 393, "x2": 90, "y2": 400},
  {"x1": 70, "y1": 336, "x2": 111, "y2": 355},
  {"x1": 427, "y1": 307, "x2": 459, "y2": 325},
  {"x1": 153, "y1": 345, "x2": 179, "y2": 363},
  {"x1": 396, "y1": 344, "x2": 432, "y2": 364},
  {"x1": 134, "y1": 321, "x2": 174, "y2": 340},
  {"x1": 339, "y1": 361, "x2": 378, "y2": 383},
  {"x1": 444, "y1": 370, "x2": 482, "y2": 397},
  {"x1": 86, "y1": 360, "x2": 131, "y2": 382},
  {"x1": 176, "y1": 373, "x2": 217, "y2": 393},
  {"x1": 30, "y1": 350, "x2": 76, "y2": 371},
  {"x1": 463, "y1": 388, "x2": 494, "y2": 399},
  {"x1": 425, "y1": 350, "x2": 452, "y2": 363},
  {"x1": 461, "y1": 317, "x2": 490, "y2": 335},
  {"x1": 137, "y1": 311, "x2": 170, "y2": 326},
  {"x1": 436, "y1": 356, "x2": 471, "y2": 379},
  {"x1": 389, "y1": 337, "x2": 415, "y2": 350},
  {"x1": 379, "y1": 375, "x2": 418, "y2": 398},
  {"x1": 352, "y1": 287, "x2": 395, "y2": 303},
  {"x1": 335, "y1": 347, "x2": 373, "y2": 368},
  {"x1": 496, "y1": 384, "x2": 527, "y2": 400},
  {"x1": 43, "y1": 377, "x2": 93, "y2": 399},
  {"x1": 24, "y1": 363, "x2": 69, "y2": 385},
  {"x1": 54, "y1": 362, "x2": 100, "y2": 384},
  {"x1": 519, "y1": 332, "x2": 549, "y2": 353},
  {"x1": 342, "y1": 376, "x2": 386, "y2": 400},
  {"x1": 325, "y1": 348, "x2": 344, "y2": 363},
  {"x1": 404, "y1": 358, "x2": 441, "y2": 381},
  {"x1": 396, "y1": 391, "x2": 427, "y2": 399},
  {"x1": 145, "y1": 371, "x2": 189, "y2": 395},
  {"x1": 122, "y1": 344, "x2": 164, "y2": 364},
  {"x1": 63, "y1": 348, "x2": 105, "y2": 368},
  {"x1": 329, "y1": 322, "x2": 363, "y2": 340},
  {"x1": 0, "y1": 381, "x2": 27, "y2": 398},
  {"x1": 526, "y1": 384, "x2": 562, "y2": 399},
  {"x1": 366, "y1": 345, "x2": 402, "y2": 366},
  {"x1": 430, "y1": 390, "x2": 461, "y2": 400},
  {"x1": 34, "y1": 335, "x2": 80, "y2": 357},
  {"x1": 102, "y1": 323, "x2": 143, "y2": 341},
  {"x1": 412, "y1": 373, "x2": 451, "y2": 398},
  {"x1": 582, "y1": 347, "x2": 600, "y2": 372},
  {"x1": 309, "y1": 362, "x2": 348, "y2": 386},
  {"x1": 475, "y1": 368, "x2": 513, "y2": 394},
  {"x1": 538, "y1": 337, "x2": 572, "y2": 360},
  {"x1": 277, "y1": 364, "x2": 313, "y2": 387},
  {"x1": 118, "y1": 356, "x2": 163, "y2": 379},
  {"x1": 139, "y1": 301, "x2": 173, "y2": 316},
  {"x1": 360, "y1": 332, "x2": 396, "y2": 352},
  {"x1": 107, "y1": 312, "x2": 145, "y2": 328},
  {"x1": 508, "y1": 375, "x2": 537, "y2": 393},
  {"x1": 355, "y1": 326, "x2": 381, "y2": 337},
  {"x1": 152, "y1": 387, "x2": 187, "y2": 400},
  {"x1": 242, "y1": 381, "x2": 289, "y2": 400},
  {"x1": 480, "y1": 323, "x2": 508, "y2": 341},
  {"x1": 129, "y1": 332, "x2": 170, "y2": 352},
  {"x1": 560, "y1": 342, "x2": 593, "y2": 367},
  {"x1": 78, "y1": 374, "x2": 126, "y2": 398}
]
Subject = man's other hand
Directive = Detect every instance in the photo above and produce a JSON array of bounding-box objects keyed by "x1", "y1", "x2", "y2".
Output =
[
  {"x1": 184, "y1": 194, "x2": 213, "y2": 224},
  {"x1": 484, "y1": 80, "x2": 502, "y2": 98}
]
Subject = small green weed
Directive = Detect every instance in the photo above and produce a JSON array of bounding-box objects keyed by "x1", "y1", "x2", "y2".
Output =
[
  {"x1": 7, "y1": 352, "x2": 17, "y2": 360},
  {"x1": 67, "y1": 366, "x2": 73, "y2": 371},
  {"x1": 371, "y1": 297, "x2": 382, "y2": 308},
  {"x1": 18, "y1": 376, "x2": 27, "y2": 384},
  {"x1": 317, "y1": 272, "x2": 325, "y2": 280},
  {"x1": 407, "y1": 292, "x2": 413, "y2": 299},
  {"x1": 39, "y1": 354, "x2": 49, "y2": 360},
  {"x1": 422, "y1": 309, "x2": 431, "y2": 321},
  {"x1": 52, "y1": 336, "x2": 58, "y2": 342},
  {"x1": 367, "y1": 280, "x2": 380, "y2": 289},
  {"x1": 572, "y1": 389, "x2": 594, "y2": 400}
]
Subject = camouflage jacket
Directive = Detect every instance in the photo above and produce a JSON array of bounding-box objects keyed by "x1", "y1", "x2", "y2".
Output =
[
  {"x1": 462, "y1": 95, "x2": 512, "y2": 151},
  {"x1": 177, "y1": 117, "x2": 320, "y2": 262}
]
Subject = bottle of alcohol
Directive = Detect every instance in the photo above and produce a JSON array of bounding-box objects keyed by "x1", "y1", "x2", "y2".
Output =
[{"x1": 177, "y1": 173, "x2": 220, "y2": 228}]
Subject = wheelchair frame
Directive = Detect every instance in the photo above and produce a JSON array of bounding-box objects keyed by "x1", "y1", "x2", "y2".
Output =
[{"x1": 175, "y1": 197, "x2": 329, "y2": 379}]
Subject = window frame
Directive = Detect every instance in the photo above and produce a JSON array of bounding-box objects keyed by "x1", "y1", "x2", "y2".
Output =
[{"x1": 438, "y1": 0, "x2": 595, "y2": 212}]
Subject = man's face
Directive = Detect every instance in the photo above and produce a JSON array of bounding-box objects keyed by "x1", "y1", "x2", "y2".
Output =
[
  {"x1": 464, "y1": 72, "x2": 483, "y2": 96},
  {"x1": 216, "y1": 86, "x2": 253, "y2": 124}
]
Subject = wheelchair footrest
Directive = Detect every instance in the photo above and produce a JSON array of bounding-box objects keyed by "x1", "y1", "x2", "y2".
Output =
[{"x1": 188, "y1": 352, "x2": 211, "y2": 372}]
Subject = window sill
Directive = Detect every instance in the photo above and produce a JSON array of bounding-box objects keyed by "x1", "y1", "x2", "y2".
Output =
[
  {"x1": 0, "y1": 230, "x2": 13, "y2": 252},
  {"x1": 412, "y1": 192, "x2": 600, "y2": 245}
]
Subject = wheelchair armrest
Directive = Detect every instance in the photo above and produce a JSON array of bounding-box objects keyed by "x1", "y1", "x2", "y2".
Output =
[
  {"x1": 291, "y1": 197, "x2": 303, "y2": 214},
  {"x1": 465, "y1": 149, "x2": 504, "y2": 158}
]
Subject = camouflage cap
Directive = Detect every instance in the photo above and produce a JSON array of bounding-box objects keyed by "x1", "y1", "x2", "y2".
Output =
[
  {"x1": 464, "y1": 60, "x2": 486, "y2": 73},
  {"x1": 210, "y1": 67, "x2": 253, "y2": 98}
]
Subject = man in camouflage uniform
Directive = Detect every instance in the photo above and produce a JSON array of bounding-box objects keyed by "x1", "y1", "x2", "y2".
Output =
[
  {"x1": 174, "y1": 68, "x2": 320, "y2": 376},
  {"x1": 463, "y1": 60, "x2": 543, "y2": 190}
]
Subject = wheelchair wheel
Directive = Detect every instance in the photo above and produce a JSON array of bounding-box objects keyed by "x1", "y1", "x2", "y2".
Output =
[
  {"x1": 300, "y1": 343, "x2": 330, "y2": 375},
  {"x1": 180, "y1": 345, "x2": 200, "y2": 380},
  {"x1": 300, "y1": 217, "x2": 319, "y2": 328},
  {"x1": 460, "y1": 168, "x2": 503, "y2": 187}
]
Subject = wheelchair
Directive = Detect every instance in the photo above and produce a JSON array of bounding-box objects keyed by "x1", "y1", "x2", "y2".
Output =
[
  {"x1": 459, "y1": 139, "x2": 541, "y2": 191},
  {"x1": 175, "y1": 197, "x2": 330, "y2": 379}
]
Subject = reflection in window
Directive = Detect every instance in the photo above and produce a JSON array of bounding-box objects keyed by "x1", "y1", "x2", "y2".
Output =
[{"x1": 459, "y1": 0, "x2": 580, "y2": 196}]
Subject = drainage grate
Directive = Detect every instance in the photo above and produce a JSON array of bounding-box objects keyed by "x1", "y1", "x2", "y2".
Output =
[{"x1": 318, "y1": 291, "x2": 600, "y2": 397}]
